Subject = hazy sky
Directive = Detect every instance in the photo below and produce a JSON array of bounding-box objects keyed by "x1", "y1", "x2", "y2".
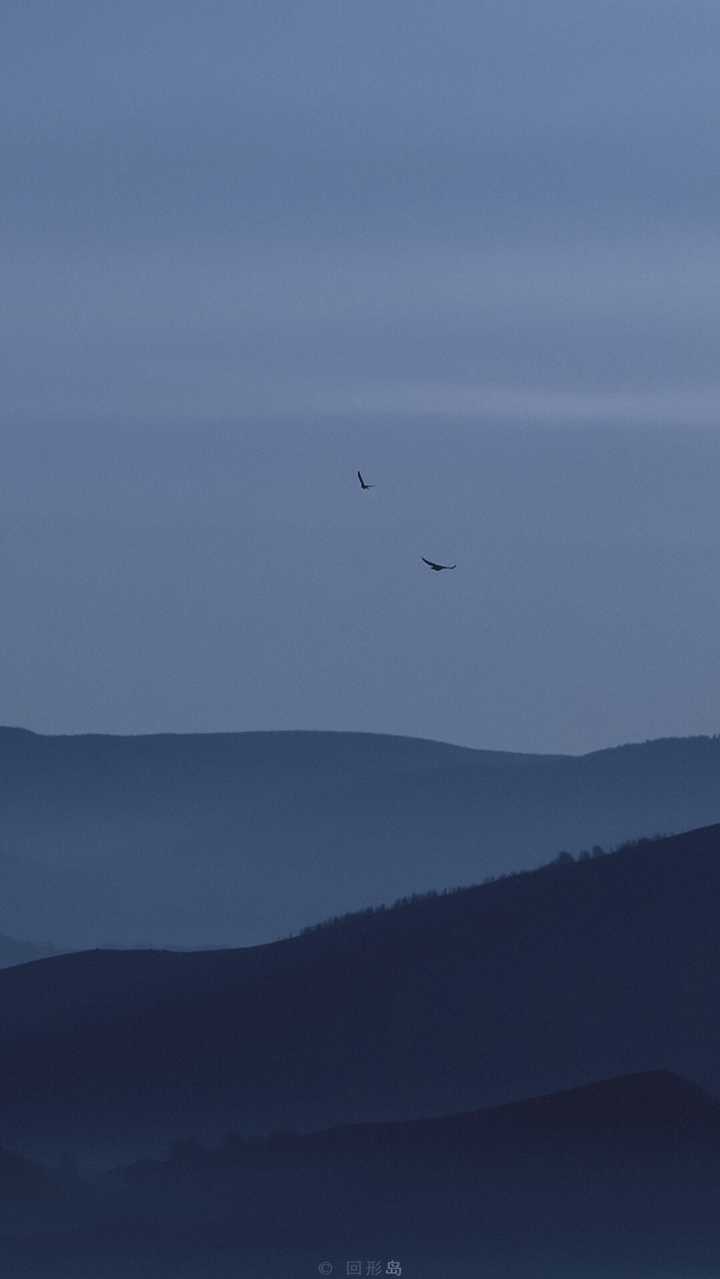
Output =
[{"x1": 3, "y1": 0, "x2": 720, "y2": 752}]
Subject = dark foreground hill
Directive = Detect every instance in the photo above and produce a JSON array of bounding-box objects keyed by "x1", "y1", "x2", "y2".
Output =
[
  {"x1": 3, "y1": 824, "x2": 720, "y2": 1163},
  {"x1": 5, "y1": 1072, "x2": 720, "y2": 1277},
  {"x1": 3, "y1": 725, "x2": 720, "y2": 947},
  {"x1": 115, "y1": 1071, "x2": 720, "y2": 1242}
]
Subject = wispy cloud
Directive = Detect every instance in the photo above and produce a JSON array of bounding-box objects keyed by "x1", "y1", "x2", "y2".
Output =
[{"x1": 311, "y1": 383, "x2": 720, "y2": 427}]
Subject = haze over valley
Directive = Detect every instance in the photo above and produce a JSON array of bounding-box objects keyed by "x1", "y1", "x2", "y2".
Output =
[{"x1": 3, "y1": 725, "x2": 720, "y2": 950}]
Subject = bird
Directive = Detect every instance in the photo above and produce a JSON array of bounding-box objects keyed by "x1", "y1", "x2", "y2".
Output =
[
  {"x1": 357, "y1": 470, "x2": 374, "y2": 490},
  {"x1": 422, "y1": 557, "x2": 456, "y2": 571}
]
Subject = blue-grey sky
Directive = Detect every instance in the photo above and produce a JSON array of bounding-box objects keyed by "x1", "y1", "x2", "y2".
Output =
[{"x1": 3, "y1": 0, "x2": 720, "y2": 752}]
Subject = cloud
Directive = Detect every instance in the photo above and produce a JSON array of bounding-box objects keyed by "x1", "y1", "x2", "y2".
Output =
[
  {"x1": 310, "y1": 382, "x2": 720, "y2": 426},
  {"x1": 3, "y1": 1, "x2": 720, "y2": 430}
]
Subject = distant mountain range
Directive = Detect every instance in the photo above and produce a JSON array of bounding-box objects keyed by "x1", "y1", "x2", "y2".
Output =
[
  {"x1": 3, "y1": 823, "x2": 720, "y2": 1162},
  {"x1": 3, "y1": 725, "x2": 720, "y2": 947}
]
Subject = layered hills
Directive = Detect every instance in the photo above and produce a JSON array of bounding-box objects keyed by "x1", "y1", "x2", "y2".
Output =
[
  {"x1": 2, "y1": 823, "x2": 720, "y2": 1161},
  {"x1": 3, "y1": 1072, "x2": 719, "y2": 1277},
  {"x1": 3, "y1": 725, "x2": 720, "y2": 947}
]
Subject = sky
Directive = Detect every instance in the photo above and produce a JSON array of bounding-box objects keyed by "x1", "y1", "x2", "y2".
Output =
[{"x1": 2, "y1": 0, "x2": 720, "y2": 753}]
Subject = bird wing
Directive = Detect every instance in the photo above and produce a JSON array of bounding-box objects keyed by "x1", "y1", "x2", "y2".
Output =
[
  {"x1": 357, "y1": 470, "x2": 365, "y2": 487},
  {"x1": 422, "y1": 557, "x2": 455, "y2": 570}
]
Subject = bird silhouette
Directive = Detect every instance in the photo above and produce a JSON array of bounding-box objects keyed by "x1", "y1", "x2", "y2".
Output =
[
  {"x1": 422, "y1": 557, "x2": 456, "y2": 571},
  {"x1": 357, "y1": 470, "x2": 375, "y2": 490}
]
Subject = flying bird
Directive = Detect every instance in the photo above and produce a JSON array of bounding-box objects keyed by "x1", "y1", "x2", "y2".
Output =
[
  {"x1": 357, "y1": 470, "x2": 374, "y2": 490},
  {"x1": 422, "y1": 557, "x2": 456, "y2": 572}
]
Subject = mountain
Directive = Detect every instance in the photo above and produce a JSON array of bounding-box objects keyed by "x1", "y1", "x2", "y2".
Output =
[
  {"x1": 3, "y1": 725, "x2": 720, "y2": 947},
  {"x1": 3, "y1": 823, "x2": 720, "y2": 1162},
  {"x1": 114, "y1": 1070, "x2": 720, "y2": 1276},
  {"x1": 7, "y1": 1072, "x2": 720, "y2": 1278},
  {"x1": 271, "y1": 1069, "x2": 720, "y2": 1153}
]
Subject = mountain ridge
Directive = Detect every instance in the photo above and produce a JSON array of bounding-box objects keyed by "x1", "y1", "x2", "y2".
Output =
[
  {"x1": 3, "y1": 727, "x2": 720, "y2": 948},
  {"x1": 5, "y1": 720, "x2": 720, "y2": 755},
  {"x1": 4, "y1": 1069, "x2": 719, "y2": 1276},
  {"x1": 3, "y1": 823, "x2": 720, "y2": 1160}
]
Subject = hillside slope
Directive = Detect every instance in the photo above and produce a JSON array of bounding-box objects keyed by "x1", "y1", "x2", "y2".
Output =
[
  {"x1": 2, "y1": 824, "x2": 720, "y2": 1159},
  {"x1": 3, "y1": 725, "x2": 720, "y2": 947},
  {"x1": 4, "y1": 1072, "x2": 719, "y2": 1277},
  {"x1": 107, "y1": 1071, "x2": 720, "y2": 1273}
]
